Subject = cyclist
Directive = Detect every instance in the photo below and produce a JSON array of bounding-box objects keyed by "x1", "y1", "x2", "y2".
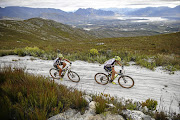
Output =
[
  {"x1": 53, "y1": 54, "x2": 72, "y2": 78},
  {"x1": 104, "y1": 56, "x2": 122, "y2": 84}
]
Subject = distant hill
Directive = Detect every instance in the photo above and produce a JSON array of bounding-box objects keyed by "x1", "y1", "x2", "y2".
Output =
[
  {"x1": 1, "y1": 6, "x2": 180, "y2": 24},
  {"x1": 75, "y1": 8, "x2": 114, "y2": 16},
  {"x1": 125, "y1": 6, "x2": 180, "y2": 17},
  {"x1": 0, "y1": 6, "x2": 67, "y2": 19},
  {"x1": 0, "y1": 18, "x2": 96, "y2": 45},
  {"x1": 0, "y1": 6, "x2": 114, "y2": 24},
  {"x1": 100, "y1": 8, "x2": 139, "y2": 15}
]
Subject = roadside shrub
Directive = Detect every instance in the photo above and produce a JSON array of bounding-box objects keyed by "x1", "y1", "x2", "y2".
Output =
[
  {"x1": 0, "y1": 50, "x2": 14, "y2": 57},
  {"x1": 14, "y1": 48, "x2": 26, "y2": 56},
  {"x1": 95, "y1": 94, "x2": 108, "y2": 114},
  {"x1": 155, "y1": 54, "x2": 180, "y2": 69},
  {"x1": 24, "y1": 46, "x2": 45, "y2": 57},
  {"x1": 70, "y1": 89, "x2": 88, "y2": 114},
  {"x1": 154, "y1": 111, "x2": 168, "y2": 120},
  {"x1": 96, "y1": 55, "x2": 107, "y2": 64},
  {"x1": 14, "y1": 47, "x2": 45, "y2": 57},
  {"x1": 172, "y1": 114, "x2": 180, "y2": 120},
  {"x1": 136, "y1": 59, "x2": 156, "y2": 70},
  {"x1": 125, "y1": 99, "x2": 137, "y2": 110},
  {"x1": 0, "y1": 67, "x2": 88, "y2": 119},
  {"x1": 142, "y1": 99, "x2": 158, "y2": 111},
  {"x1": 90, "y1": 48, "x2": 99, "y2": 56}
]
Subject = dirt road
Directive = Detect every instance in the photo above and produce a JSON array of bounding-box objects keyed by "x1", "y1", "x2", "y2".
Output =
[{"x1": 1, "y1": 55, "x2": 180, "y2": 113}]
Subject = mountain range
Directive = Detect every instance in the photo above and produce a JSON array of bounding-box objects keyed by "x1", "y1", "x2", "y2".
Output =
[
  {"x1": 0, "y1": 6, "x2": 180, "y2": 24},
  {"x1": 125, "y1": 6, "x2": 180, "y2": 17},
  {"x1": 0, "y1": 6, "x2": 114, "y2": 24}
]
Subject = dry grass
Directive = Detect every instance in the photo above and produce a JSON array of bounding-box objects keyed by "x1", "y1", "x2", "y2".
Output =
[{"x1": 0, "y1": 67, "x2": 87, "y2": 119}]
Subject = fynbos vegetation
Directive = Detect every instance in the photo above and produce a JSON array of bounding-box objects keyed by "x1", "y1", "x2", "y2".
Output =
[
  {"x1": 0, "y1": 67, "x2": 88, "y2": 119},
  {"x1": 0, "y1": 18, "x2": 179, "y2": 72}
]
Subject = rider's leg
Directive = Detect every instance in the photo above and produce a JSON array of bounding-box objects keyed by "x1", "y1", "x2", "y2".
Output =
[
  {"x1": 57, "y1": 65, "x2": 62, "y2": 76},
  {"x1": 111, "y1": 67, "x2": 117, "y2": 81},
  {"x1": 62, "y1": 62, "x2": 66, "y2": 69}
]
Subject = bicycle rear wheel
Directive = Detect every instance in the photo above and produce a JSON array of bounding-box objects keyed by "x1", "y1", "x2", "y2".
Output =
[
  {"x1": 67, "y1": 71, "x2": 80, "y2": 82},
  {"x1": 49, "y1": 68, "x2": 60, "y2": 79},
  {"x1": 118, "y1": 75, "x2": 134, "y2": 88},
  {"x1": 94, "y1": 73, "x2": 109, "y2": 85}
]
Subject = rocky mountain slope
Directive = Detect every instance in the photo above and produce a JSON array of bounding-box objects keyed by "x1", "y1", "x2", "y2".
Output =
[{"x1": 0, "y1": 18, "x2": 96, "y2": 43}]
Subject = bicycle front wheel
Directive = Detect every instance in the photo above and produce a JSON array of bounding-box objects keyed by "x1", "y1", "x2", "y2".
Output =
[
  {"x1": 49, "y1": 68, "x2": 60, "y2": 79},
  {"x1": 118, "y1": 75, "x2": 134, "y2": 88},
  {"x1": 94, "y1": 73, "x2": 109, "y2": 85},
  {"x1": 67, "y1": 71, "x2": 80, "y2": 82}
]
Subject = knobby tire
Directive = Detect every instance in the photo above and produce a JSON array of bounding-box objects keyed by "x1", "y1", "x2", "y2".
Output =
[
  {"x1": 118, "y1": 75, "x2": 134, "y2": 88},
  {"x1": 67, "y1": 71, "x2": 80, "y2": 82},
  {"x1": 49, "y1": 68, "x2": 60, "y2": 79},
  {"x1": 94, "y1": 73, "x2": 109, "y2": 85}
]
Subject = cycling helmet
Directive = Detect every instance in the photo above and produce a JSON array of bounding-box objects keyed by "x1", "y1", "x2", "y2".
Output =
[
  {"x1": 58, "y1": 54, "x2": 64, "y2": 59},
  {"x1": 114, "y1": 56, "x2": 121, "y2": 61}
]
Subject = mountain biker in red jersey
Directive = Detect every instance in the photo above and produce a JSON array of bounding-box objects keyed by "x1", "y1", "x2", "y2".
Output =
[
  {"x1": 53, "y1": 54, "x2": 72, "y2": 78},
  {"x1": 104, "y1": 56, "x2": 122, "y2": 84}
]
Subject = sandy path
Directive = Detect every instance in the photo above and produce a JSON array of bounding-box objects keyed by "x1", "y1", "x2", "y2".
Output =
[{"x1": 0, "y1": 55, "x2": 180, "y2": 113}]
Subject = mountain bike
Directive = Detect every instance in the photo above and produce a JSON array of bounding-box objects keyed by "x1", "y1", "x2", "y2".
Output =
[
  {"x1": 94, "y1": 66, "x2": 134, "y2": 88},
  {"x1": 49, "y1": 64, "x2": 80, "y2": 82}
]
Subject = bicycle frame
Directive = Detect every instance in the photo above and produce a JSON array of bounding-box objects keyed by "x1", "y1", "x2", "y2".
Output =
[
  {"x1": 62, "y1": 64, "x2": 72, "y2": 75},
  {"x1": 107, "y1": 66, "x2": 124, "y2": 81},
  {"x1": 54, "y1": 64, "x2": 71, "y2": 76}
]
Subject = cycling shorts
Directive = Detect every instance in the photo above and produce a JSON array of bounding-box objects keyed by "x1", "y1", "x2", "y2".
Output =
[
  {"x1": 104, "y1": 66, "x2": 114, "y2": 72},
  {"x1": 54, "y1": 62, "x2": 63, "y2": 69}
]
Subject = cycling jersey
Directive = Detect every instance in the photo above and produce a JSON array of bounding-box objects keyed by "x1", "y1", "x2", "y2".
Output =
[
  {"x1": 53, "y1": 57, "x2": 65, "y2": 66},
  {"x1": 104, "y1": 58, "x2": 116, "y2": 67}
]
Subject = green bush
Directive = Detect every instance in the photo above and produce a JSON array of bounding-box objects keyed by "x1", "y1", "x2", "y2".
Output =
[
  {"x1": 24, "y1": 46, "x2": 45, "y2": 57},
  {"x1": 124, "y1": 99, "x2": 137, "y2": 110},
  {"x1": 0, "y1": 67, "x2": 88, "y2": 119},
  {"x1": 155, "y1": 54, "x2": 180, "y2": 71},
  {"x1": 0, "y1": 50, "x2": 14, "y2": 57},
  {"x1": 95, "y1": 95, "x2": 107, "y2": 114},
  {"x1": 154, "y1": 111, "x2": 168, "y2": 120},
  {"x1": 90, "y1": 48, "x2": 99, "y2": 56},
  {"x1": 14, "y1": 46, "x2": 45, "y2": 57},
  {"x1": 140, "y1": 60, "x2": 156, "y2": 70},
  {"x1": 142, "y1": 99, "x2": 158, "y2": 111},
  {"x1": 14, "y1": 48, "x2": 26, "y2": 56}
]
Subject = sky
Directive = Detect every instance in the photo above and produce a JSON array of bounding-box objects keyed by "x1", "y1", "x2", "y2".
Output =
[{"x1": 0, "y1": 0, "x2": 180, "y2": 11}]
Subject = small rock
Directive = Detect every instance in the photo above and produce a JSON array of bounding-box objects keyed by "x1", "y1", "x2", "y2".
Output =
[
  {"x1": 106, "y1": 103, "x2": 116, "y2": 108},
  {"x1": 89, "y1": 101, "x2": 96, "y2": 110},
  {"x1": 83, "y1": 95, "x2": 92, "y2": 103}
]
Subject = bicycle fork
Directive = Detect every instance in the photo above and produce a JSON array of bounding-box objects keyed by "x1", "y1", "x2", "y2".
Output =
[{"x1": 121, "y1": 75, "x2": 127, "y2": 83}]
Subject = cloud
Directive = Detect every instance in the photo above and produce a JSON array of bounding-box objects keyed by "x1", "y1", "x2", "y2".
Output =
[{"x1": 0, "y1": 0, "x2": 180, "y2": 11}]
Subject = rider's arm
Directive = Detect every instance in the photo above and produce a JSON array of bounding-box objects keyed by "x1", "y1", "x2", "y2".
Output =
[
  {"x1": 64, "y1": 58, "x2": 72, "y2": 64},
  {"x1": 117, "y1": 61, "x2": 122, "y2": 66}
]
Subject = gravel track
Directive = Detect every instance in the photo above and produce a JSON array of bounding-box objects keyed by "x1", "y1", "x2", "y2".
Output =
[{"x1": 1, "y1": 55, "x2": 180, "y2": 113}]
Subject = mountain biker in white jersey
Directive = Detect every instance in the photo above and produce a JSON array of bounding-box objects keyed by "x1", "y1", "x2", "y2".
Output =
[
  {"x1": 104, "y1": 56, "x2": 122, "y2": 84},
  {"x1": 53, "y1": 54, "x2": 72, "y2": 78}
]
